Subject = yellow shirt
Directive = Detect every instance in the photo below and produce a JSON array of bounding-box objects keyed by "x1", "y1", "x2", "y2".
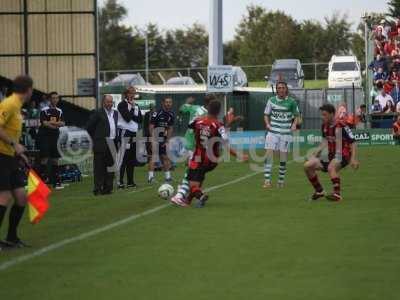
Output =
[{"x1": 0, "y1": 93, "x2": 23, "y2": 156}]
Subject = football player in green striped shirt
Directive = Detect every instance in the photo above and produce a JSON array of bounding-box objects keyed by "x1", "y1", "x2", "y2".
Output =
[
  {"x1": 180, "y1": 96, "x2": 209, "y2": 154},
  {"x1": 172, "y1": 95, "x2": 213, "y2": 201},
  {"x1": 263, "y1": 81, "x2": 300, "y2": 188}
]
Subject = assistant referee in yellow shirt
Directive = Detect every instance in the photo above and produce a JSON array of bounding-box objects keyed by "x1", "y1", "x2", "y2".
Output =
[{"x1": 0, "y1": 75, "x2": 33, "y2": 251}]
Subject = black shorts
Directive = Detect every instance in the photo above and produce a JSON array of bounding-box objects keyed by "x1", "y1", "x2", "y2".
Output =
[
  {"x1": 0, "y1": 154, "x2": 27, "y2": 191},
  {"x1": 39, "y1": 135, "x2": 61, "y2": 159},
  {"x1": 145, "y1": 141, "x2": 152, "y2": 157},
  {"x1": 320, "y1": 158, "x2": 349, "y2": 173},
  {"x1": 119, "y1": 130, "x2": 138, "y2": 165},
  {"x1": 147, "y1": 142, "x2": 167, "y2": 157},
  {"x1": 187, "y1": 164, "x2": 218, "y2": 182}
]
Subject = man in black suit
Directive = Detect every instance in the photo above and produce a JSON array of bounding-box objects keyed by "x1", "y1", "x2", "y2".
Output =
[{"x1": 86, "y1": 95, "x2": 118, "y2": 195}]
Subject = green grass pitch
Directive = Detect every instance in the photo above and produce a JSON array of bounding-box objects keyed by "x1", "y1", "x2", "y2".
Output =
[{"x1": 0, "y1": 145, "x2": 399, "y2": 300}]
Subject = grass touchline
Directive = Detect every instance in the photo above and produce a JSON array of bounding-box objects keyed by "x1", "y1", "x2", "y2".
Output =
[{"x1": 0, "y1": 170, "x2": 262, "y2": 272}]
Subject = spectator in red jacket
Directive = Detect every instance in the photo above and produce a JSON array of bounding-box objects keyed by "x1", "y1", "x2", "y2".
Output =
[
  {"x1": 393, "y1": 115, "x2": 400, "y2": 145},
  {"x1": 384, "y1": 82, "x2": 394, "y2": 94},
  {"x1": 395, "y1": 29, "x2": 400, "y2": 44},
  {"x1": 392, "y1": 48, "x2": 400, "y2": 70},
  {"x1": 385, "y1": 39, "x2": 396, "y2": 56},
  {"x1": 391, "y1": 41, "x2": 400, "y2": 55},
  {"x1": 389, "y1": 28, "x2": 398, "y2": 40},
  {"x1": 389, "y1": 69, "x2": 400, "y2": 83},
  {"x1": 224, "y1": 107, "x2": 244, "y2": 130},
  {"x1": 391, "y1": 80, "x2": 400, "y2": 104},
  {"x1": 389, "y1": 21, "x2": 400, "y2": 39}
]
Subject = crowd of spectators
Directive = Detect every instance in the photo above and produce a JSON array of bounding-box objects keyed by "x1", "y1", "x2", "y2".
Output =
[{"x1": 369, "y1": 19, "x2": 400, "y2": 114}]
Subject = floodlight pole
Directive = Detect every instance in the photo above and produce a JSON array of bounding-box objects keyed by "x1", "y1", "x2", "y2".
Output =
[
  {"x1": 209, "y1": 0, "x2": 225, "y2": 116},
  {"x1": 145, "y1": 33, "x2": 149, "y2": 84},
  {"x1": 209, "y1": 0, "x2": 223, "y2": 66},
  {"x1": 364, "y1": 19, "x2": 368, "y2": 83},
  {"x1": 362, "y1": 13, "x2": 370, "y2": 110}
]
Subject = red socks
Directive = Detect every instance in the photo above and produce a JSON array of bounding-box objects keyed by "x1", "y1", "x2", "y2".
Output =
[
  {"x1": 308, "y1": 175, "x2": 341, "y2": 195},
  {"x1": 190, "y1": 186, "x2": 203, "y2": 200},
  {"x1": 308, "y1": 175, "x2": 323, "y2": 192},
  {"x1": 331, "y1": 177, "x2": 341, "y2": 195}
]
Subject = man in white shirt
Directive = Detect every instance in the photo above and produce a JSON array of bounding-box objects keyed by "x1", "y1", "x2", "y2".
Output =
[
  {"x1": 105, "y1": 108, "x2": 116, "y2": 140},
  {"x1": 116, "y1": 87, "x2": 142, "y2": 189},
  {"x1": 86, "y1": 95, "x2": 119, "y2": 196},
  {"x1": 375, "y1": 89, "x2": 394, "y2": 109}
]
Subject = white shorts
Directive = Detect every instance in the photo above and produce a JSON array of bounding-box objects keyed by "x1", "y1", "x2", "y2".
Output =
[{"x1": 265, "y1": 132, "x2": 292, "y2": 153}]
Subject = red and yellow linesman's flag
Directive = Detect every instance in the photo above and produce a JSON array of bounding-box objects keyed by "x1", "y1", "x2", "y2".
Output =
[{"x1": 27, "y1": 170, "x2": 51, "y2": 224}]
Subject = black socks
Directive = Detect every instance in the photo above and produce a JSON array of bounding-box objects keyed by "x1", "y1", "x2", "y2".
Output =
[{"x1": 6, "y1": 204, "x2": 25, "y2": 242}]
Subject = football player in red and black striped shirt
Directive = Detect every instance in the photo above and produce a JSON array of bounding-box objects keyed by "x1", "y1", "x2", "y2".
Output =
[
  {"x1": 170, "y1": 100, "x2": 248, "y2": 208},
  {"x1": 304, "y1": 104, "x2": 359, "y2": 202}
]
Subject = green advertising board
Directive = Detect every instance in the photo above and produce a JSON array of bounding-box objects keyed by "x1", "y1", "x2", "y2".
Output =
[
  {"x1": 293, "y1": 129, "x2": 395, "y2": 147},
  {"x1": 229, "y1": 129, "x2": 396, "y2": 150}
]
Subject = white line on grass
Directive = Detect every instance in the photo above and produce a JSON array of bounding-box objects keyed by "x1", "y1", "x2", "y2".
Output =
[
  {"x1": 62, "y1": 186, "x2": 155, "y2": 201},
  {"x1": 127, "y1": 186, "x2": 154, "y2": 194},
  {"x1": 0, "y1": 170, "x2": 262, "y2": 272}
]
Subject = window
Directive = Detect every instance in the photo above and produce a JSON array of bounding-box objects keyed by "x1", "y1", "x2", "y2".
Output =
[
  {"x1": 271, "y1": 70, "x2": 297, "y2": 81},
  {"x1": 332, "y1": 62, "x2": 359, "y2": 72}
]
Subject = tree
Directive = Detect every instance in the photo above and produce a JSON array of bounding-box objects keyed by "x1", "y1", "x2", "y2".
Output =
[
  {"x1": 235, "y1": 5, "x2": 300, "y2": 65},
  {"x1": 230, "y1": 6, "x2": 354, "y2": 81},
  {"x1": 295, "y1": 20, "x2": 328, "y2": 79},
  {"x1": 143, "y1": 23, "x2": 168, "y2": 68},
  {"x1": 99, "y1": 0, "x2": 143, "y2": 71},
  {"x1": 318, "y1": 13, "x2": 353, "y2": 61},
  {"x1": 300, "y1": 13, "x2": 353, "y2": 78},
  {"x1": 99, "y1": 0, "x2": 209, "y2": 77},
  {"x1": 164, "y1": 23, "x2": 208, "y2": 68},
  {"x1": 99, "y1": 0, "x2": 126, "y2": 28},
  {"x1": 297, "y1": 20, "x2": 326, "y2": 62},
  {"x1": 233, "y1": 5, "x2": 300, "y2": 80},
  {"x1": 351, "y1": 23, "x2": 366, "y2": 67},
  {"x1": 98, "y1": 1, "x2": 357, "y2": 85},
  {"x1": 388, "y1": 0, "x2": 400, "y2": 18},
  {"x1": 299, "y1": 14, "x2": 353, "y2": 58},
  {"x1": 224, "y1": 40, "x2": 240, "y2": 65}
]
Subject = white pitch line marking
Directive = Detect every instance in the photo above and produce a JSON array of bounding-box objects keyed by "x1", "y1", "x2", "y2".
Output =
[{"x1": 0, "y1": 170, "x2": 262, "y2": 271}]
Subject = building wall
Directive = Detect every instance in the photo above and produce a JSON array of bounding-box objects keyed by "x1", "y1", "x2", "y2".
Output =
[{"x1": 0, "y1": 0, "x2": 96, "y2": 110}]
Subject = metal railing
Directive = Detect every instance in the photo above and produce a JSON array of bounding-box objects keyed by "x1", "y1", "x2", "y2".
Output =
[{"x1": 100, "y1": 62, "x2": 330, "y2": 85}]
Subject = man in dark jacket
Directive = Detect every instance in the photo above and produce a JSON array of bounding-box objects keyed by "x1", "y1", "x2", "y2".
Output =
[
  {"x1": 368, "y1": 54, "x2": 388, "y2": 73},
  {"x1": 391, "y1": 80, "x2": 400, "y2": 105},
  {"x1": 86, "y1": 95, "x2": 118, "y2": 195},
  {"x1": 38, "y1": 92, "x2": 65, "y2": 190}
]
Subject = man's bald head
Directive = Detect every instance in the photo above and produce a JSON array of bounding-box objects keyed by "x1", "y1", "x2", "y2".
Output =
[{"x1": 103, "y1": 94, "x2": 114, "y2": 111}]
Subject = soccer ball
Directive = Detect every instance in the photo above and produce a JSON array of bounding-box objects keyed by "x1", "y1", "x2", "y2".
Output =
[{"x1": 158, "y1": 184, "x2": 174, "y2": 199}]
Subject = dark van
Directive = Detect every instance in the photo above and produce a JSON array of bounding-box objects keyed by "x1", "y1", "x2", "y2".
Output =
[{"x1": 268, "y1": 59, "x2": 304, "y2": 88}]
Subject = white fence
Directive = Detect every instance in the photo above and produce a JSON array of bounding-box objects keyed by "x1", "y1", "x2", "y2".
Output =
[{"x1": 100, "y1": 63, "x2": 330, "y2": 85}]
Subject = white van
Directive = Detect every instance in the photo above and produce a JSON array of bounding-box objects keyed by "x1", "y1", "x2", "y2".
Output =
[{"x1": 328, "y1": 55, "x2": 362, "y2": 88}]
